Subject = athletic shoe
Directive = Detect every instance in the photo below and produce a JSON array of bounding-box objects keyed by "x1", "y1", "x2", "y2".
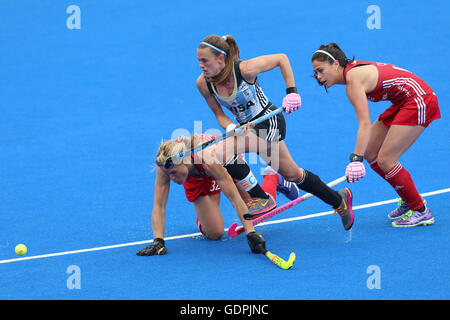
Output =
[
  {"x1": 392, "y1": 208, "x2": 434, "y2": 228},
  {"x1": 334, "y1": 188, "x2": 354, "y2": 230},
  {"x1": 243, "y1": 194, "x2": 276, "y2": 220},
  {"x1": 388, "y1": 198, "x2": 427, "y2": 221},
  {"x1": 276, "y1": 173, "x2": 301, "y2": 201}
]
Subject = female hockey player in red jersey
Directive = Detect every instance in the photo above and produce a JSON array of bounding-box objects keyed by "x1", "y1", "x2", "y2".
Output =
[{"x1": 311, "y1": 43, "x2": 440, "y2": 227}]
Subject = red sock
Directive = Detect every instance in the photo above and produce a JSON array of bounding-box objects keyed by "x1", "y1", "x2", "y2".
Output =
[
  {"x1": 384, "y1": 163, "x2": 423, "y2": 211},
  {"x1": 261, "y1": 173, "x2": 278, "y2": 201},
  {"x1": 369, "y1": 160, "x2": 385, "y2": 178}
]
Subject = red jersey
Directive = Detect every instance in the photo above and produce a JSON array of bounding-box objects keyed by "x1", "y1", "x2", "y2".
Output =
[
  {"x1": 183, "y1": 134, "x2": 221, "y2": 202},
  {"x1": 343, "y1": 60, "x2": 434, "y2": 105}
]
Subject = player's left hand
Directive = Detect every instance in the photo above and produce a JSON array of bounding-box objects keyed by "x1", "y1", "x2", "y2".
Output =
[
  {"x1": 346, "y1": 161, "x2": 366, "y2": 183},
  {"x1": 229, "y1": 122, "x2": 254, "y2": 135},
  {"x1": 247, "y1": 231, "x2": 266, "y2": 254},
  {"x1": 282, "y1": 87, "x2": 301, "y2": 114}
]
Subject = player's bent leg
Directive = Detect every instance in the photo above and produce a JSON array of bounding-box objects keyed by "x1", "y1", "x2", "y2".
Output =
[
  {"x1": 266, "y1": 141, "x2": 302, "y2": 182},
  {"x1": 364, "y1": 119, "x2": 389, "y2": 164},
  {"x1": 376, "y1": 124, "x2": 425, "y2": 172},
  {"x1": 377, "y1": 125, "x2": 430, "y2": 223},
  {"x1": 215, "y1": 132, "x2": 261, "y2": 165},
  {"x1": 259, "y1": 141, "x2": 344, "y2": 209},
  {"x1": 193, "y1": 193, "x2": 224, "y2": 240}
]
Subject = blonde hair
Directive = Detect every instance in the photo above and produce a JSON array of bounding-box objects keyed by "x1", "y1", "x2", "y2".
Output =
[
  {"x1": 155, "y1": 135, "x2": 204, "y2": 167},
  {"x1": 199, "y1": 34, "x2": 240, "y2": 85}
]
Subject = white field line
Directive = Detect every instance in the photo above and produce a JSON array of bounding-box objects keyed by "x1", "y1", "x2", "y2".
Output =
[{"x1": 1, "y1": 188, "x2": 448, "y2": 265}]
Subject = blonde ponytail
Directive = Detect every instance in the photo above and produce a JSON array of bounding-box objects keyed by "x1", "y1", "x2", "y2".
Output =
[{"x1": 156, "y1": 135, "x2": 204, "y2": 167}]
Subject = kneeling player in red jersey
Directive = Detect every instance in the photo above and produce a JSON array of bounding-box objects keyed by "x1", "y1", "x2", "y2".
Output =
[{"x1": 136, "y1": 134, "x2": 299, "y2": 256}]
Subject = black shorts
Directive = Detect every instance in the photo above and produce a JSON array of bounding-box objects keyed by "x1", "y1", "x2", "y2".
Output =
[{"x1": 245, "y1": 103, "x2": 286, "y2": 142}]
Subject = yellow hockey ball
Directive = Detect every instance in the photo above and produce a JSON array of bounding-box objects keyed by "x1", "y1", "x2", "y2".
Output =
[{"x1": 15, "y1": 244, "x2": 27, "y2": 256}]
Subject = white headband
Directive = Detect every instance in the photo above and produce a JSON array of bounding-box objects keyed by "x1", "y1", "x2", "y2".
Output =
[
  {"x1": 201, "y1": 41, "x2": 227, "y2": 56},
  {"x1": 315, "y1": 50, "x2": 336, "y2": 61}
]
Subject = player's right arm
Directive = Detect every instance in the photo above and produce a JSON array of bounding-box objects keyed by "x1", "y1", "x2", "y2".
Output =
[
  {"x1": 151, "y1": 166, "x2": 171, "y2": 239},
  {"x1": 345, "y1": 69, "x2": 372, "y2": 156},
  {"x1": 344, "y1": 68, "x2": 372, "y2": 183},
  {"x1": 196, "y1": 74, "x2": 235, "y2": 129},
  {"x1": 136, "y1": 167, "x2": 170, "y2": 256}
]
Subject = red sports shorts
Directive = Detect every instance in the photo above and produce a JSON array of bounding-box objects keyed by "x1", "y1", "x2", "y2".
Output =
[
  {"x1": 183, "y1": 175, "x2": 221, "y2": 202},
  {"x1": 378, "y1": 93, "x2": 441, "y2": 128}
]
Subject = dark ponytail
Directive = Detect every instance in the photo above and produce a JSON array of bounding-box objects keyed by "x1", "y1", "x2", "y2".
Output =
[
  {"x1": 311, "y1": 43, "x2": 354, "y2": 92},
  {"x1": 311, "y1": 42, "x2": 354, "y2": 68}
]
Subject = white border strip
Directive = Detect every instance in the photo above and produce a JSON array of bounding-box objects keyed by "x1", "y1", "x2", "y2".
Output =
[
  {"x1": 259, "y1": 188, "x2": 449, "y2": 227},
  {"x1": 1, "y1": 188, "x2": 449, "y2": 265}
]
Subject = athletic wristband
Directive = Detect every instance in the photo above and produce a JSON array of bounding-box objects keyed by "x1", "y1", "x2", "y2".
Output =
[
  {"x1": 226, "y1": 123, "x2": 236, "y2": 133},
  {"x1": 286, "y1": 87, "x2": 298, "y2": 94},
  {"x1": 349, "y1": 153, "x2": 364, "y2": 162}
]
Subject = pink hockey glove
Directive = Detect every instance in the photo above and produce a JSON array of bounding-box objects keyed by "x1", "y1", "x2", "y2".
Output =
[
  {"x1": 345, "y1": 161, "x2": 366, "y2": 183},
  {"x1": 282, "y1": 87, "x2": 301, "y2": 114}
]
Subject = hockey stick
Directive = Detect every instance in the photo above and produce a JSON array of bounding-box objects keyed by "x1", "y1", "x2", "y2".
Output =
[
  {"x1": 249, "y1": 232, "x2": 296, "y2": 270},
  {"x1": 164, "y1": 107, "x2": 284, "y2": 168},
  {"x1": 228, "y1": 176, "x2": 347, "y2": 237},
  {"x1": 265, "y1": 250, "x2": 296, "y2": 270}
]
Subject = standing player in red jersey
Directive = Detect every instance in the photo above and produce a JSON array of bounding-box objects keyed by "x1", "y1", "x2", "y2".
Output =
[{"x1": 311, "y1": 43, "x2": 441, "y2": 227}]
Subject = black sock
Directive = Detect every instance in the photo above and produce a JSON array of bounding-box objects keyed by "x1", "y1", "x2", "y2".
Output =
[
  {"x1": 296, "y1": 169, "x2": 342, "y2": 208},
  {"x1": 417, "y1": 205, "x2": 425, "y2": 213},
  {"x1": 224, "y1": 156, "x2": 268, "y2": 199},
  {"x1": 247, "y1": 186, "x2": 269, "y2": 199}
]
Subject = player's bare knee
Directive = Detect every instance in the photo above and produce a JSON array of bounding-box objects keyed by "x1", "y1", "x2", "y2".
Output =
[
  {"x1": 296, "y1": 168, "x2": 305, "y2": 182},
  {"x1": 278, "y1": 167, "x2": 302, "y2": 182},
  {"x1": 363, "y1": 152, "x2": 377, "y2": 164},
  {"x1": 376, "y1": 155, "x2": 396, "y2": 172},
  {"x1": 204, "y1": 230, "x2": 224, "y2": 240}
]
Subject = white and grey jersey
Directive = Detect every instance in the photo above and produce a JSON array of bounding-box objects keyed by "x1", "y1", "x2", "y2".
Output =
[{"x1": 207, "y1": 61, "x2": 271, "y2": 124}]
